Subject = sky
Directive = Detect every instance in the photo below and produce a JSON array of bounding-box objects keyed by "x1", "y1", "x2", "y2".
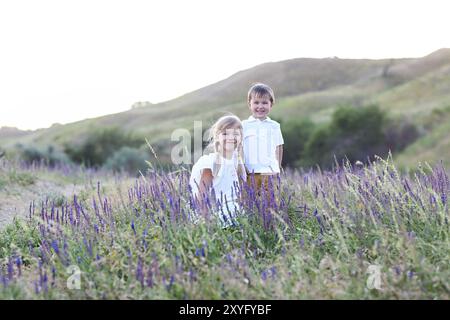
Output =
[{"x1": 0, "y1": 0, "x2": 449, "y2": 130}]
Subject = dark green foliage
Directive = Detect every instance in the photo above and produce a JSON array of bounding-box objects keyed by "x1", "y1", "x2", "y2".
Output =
[
  {"x1": 64, "y1": 127, "x2": 142, "y2": 167},
  {"x1": 298, "y1": 124, "x2": 331, "y2": 169},
  {"x1": 298, "y1": 105, "x2": 418, "y2": 169},
  {"x1": 103, "y1": 147, "x2": 149, "y2": 174},
  {"x1": 15, "y1": 144, "x2": 71, "y2": 167},
  {"x1": 384, "y1": 118, "x2": 420, "y2": 152},
  {"x1": 278, "y1": 118, "x2": 315, "y2": 168}
]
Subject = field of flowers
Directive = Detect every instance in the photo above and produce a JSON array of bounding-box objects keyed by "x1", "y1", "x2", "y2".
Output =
[{"x1": 0, "y1": 156, "x2": 448, "y2": 299}]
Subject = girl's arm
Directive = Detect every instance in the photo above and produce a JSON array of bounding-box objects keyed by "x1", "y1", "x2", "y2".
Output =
[
  {"x1": 198, "y1": 168, "x2": 213, "y2": 214},
  {"x1": 276, "y1": 145, "x2": 283, "y2": 171}
]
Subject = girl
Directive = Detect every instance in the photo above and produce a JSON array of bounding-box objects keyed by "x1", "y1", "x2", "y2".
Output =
[{"x1": 189, "y1": 115, "x2": 246, "y2": 227}]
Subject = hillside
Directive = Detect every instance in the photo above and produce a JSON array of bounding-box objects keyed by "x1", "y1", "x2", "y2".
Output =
[
  {"x1": 2, "y1": 48, "x2": 450, "y2": 168},
  {"x1": 0, "y1": 56, "x2": 409, "y2": 145},
  {"x1": 0, "y1": 127, "x2": 33, "y2": 141},
  {"x1": 393, "y1": 106, "x2": 450, "y2": 169}
]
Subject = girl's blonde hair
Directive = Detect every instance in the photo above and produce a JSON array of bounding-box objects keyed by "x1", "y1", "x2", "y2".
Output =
[{"x1": 206, "y1": 114, "x2": 246, "y2": 179}]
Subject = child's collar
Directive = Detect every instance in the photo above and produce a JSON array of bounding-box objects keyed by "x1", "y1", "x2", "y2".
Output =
[{"x1": 248, "y1": 115, "x2": 271, "y2": 122}]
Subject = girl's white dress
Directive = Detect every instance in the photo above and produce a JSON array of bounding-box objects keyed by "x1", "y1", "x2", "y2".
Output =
[{"x1": 189, "y1": 152, "x2": 242, "y2": 227}]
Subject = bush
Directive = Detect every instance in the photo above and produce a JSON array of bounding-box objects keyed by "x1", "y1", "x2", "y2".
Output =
[
  {"x1": 384, "y1": 118, "x2": 420, "y2": 152},
  {"x1": 15, "y1": 144, "x2": 71, "y2": 167},
  {"x1": 280, "y1": 118, "x2": 315, "y2": 168},
  {"x1": 300, "y1": 105, "x2": 389, "y2": 169},
  {"x1": 64, "y1": 127, "x2": 142, "y2": 167},
  {"x1": 103, "y1": 146, "x2": 149, "y2": 174}
]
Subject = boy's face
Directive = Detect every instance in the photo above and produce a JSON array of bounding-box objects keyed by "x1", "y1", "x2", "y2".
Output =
[{"x1": 248, "y1": 94, "x2": 272, "y2": 120}]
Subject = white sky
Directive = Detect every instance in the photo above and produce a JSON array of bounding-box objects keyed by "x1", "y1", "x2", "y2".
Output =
[{"x1": 0, "y1": 0, "x2": 449, "y2": 130}]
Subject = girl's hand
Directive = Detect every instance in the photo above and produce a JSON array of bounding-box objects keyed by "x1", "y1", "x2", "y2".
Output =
[{"x1": 198, "y1": 168, "x2": 213, "y2": 214}]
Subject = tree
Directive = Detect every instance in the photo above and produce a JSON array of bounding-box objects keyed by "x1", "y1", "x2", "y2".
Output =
[
  {"x1": 64, "y1": 127, "x2": 142, "y2": 167},
  {"x1": 300, "y1": 105, "x2": 388, "y2": 169},
  {"x1": 281, "y1": 118, "x2": 315, "y2": 168}
]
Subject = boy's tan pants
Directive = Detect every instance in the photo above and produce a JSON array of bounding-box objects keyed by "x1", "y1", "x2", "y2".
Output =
[{"x1": 246, "y1": 173, "x2": 279, "y2": 194}]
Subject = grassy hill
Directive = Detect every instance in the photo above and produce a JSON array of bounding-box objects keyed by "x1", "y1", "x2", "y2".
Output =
[
  {"x1": 394, "y1": 106, "x2": 450, "y2": 169},
  {"x1": 0, "y1": 127, "x2": 34, "y2": 141},
  {"x1": 2, "y1": 48, "x2": 450, "y2": 168}
]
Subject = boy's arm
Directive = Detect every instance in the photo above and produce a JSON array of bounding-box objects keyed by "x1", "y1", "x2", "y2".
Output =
[
  {"x1": 276, "y1": 145, "x2": 283, "y2": 171},
  {"x1": 274, "y1": 123, "x2": 284, "y2": 172}
]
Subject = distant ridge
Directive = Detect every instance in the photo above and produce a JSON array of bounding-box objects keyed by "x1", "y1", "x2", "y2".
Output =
[{"x1": 0, "y1": 126, "x2": 33, "y2": 140}]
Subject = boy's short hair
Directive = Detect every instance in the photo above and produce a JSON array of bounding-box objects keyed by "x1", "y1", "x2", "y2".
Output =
[{"x1": 247, "y1": 83, "x2": 275, "y2": 104}]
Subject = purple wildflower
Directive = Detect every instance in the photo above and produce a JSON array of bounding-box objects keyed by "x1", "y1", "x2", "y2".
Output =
[
  {"x1": 136, "y1": 257, "x2": 144, "y2": 287},
  {"x1": 131, "y1": 220, "x2": 136, "y2": 236},
  {"x1": 168, "y1": 274, "x2": 175, "y2": 289},
  {"x1": 270, "y1": 266, "x2": 277, "y2": 278},
  {"x1": 261, "y1": 270, "x2": 268, "y2": 281},
  {"x1": 51, "y1": 266, "x2": 56, "y2": 287},
  {"x1": 7, "y1": 259, "x2": 14, "y2": 280},
  {"x1": 42, "y1": 272, "x2": 48, "y2": 293},
  {"x1": 16, "y1": 257, "x2": 23, "y2": 277},
  {"x1": 313, "y1": 209, "x2": 324, "y2": 234},
  {"x1": 146, "y1": 269, "x2": 154, "y2": 288},
  {"x1": 300, "y1": 237, "x2": 305, "y2": 248},
  {"x1": 51, "y1": 240, "x2": 60, "y2": 255}
]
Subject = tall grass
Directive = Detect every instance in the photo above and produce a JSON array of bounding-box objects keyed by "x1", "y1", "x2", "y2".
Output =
[{"x1": 0, "y1": 156, "x2": 448, "y2": 299}]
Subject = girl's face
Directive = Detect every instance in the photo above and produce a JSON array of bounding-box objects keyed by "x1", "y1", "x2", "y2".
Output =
[
  {"x1": 217, "y1": 126, "x2": 242, "y2": 154},
  {"x1": 248, "y1": 94, "x2": 272, "y2": 120}
]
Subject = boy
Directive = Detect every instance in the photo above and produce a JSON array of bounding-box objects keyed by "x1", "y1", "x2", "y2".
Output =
[{"x1": 242, "y1": 83, "x2": 284, "y2": 191}]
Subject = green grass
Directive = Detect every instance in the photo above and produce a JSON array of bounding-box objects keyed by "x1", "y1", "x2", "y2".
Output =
[
  {"x1": 0, "y1": 168, "x2": 36, "y2": 190},
  {"x1": 0, "y1": 158, "x2": 448, "y2": 299},
  {"x1": 368, "y1": 64, "x2": 450, "y2": 120},
  {"x1": 395, "y1": 116, "x2": 450, "y2": 169}
]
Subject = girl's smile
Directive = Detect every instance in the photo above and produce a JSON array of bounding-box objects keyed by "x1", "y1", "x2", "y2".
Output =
[{"x1": 217, "y1": 127, "x2": 242, "y2": 158}]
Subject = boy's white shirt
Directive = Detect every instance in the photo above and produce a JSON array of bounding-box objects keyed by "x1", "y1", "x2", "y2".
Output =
[{"x1": 242, "y1": 116, "x2": 284, "y2": 174}]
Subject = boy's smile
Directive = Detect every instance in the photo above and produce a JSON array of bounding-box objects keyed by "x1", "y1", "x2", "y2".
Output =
[{"x1": 248, "y1": 94, "x2": 272, "y2": 120}]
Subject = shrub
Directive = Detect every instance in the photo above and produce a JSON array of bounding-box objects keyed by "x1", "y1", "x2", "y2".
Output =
[
  {"x1": 64, "y1": 127, "x2": 142, "y2": 167},
  {"x1": 300, "y1": 105, "x2": 388, "y2": 169},
  {"x1": 103, "y1": 146, "x2": 149, "y2": 174},
  {"x1": 384, "y1": 118, "x2": 420, "y2": 152},
  {"x1": 15, "y1": 144, "x2": 71, "y2": 167},
  {"x1": 280, "y1": 118, "x2": 315, "y2": 168}
]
